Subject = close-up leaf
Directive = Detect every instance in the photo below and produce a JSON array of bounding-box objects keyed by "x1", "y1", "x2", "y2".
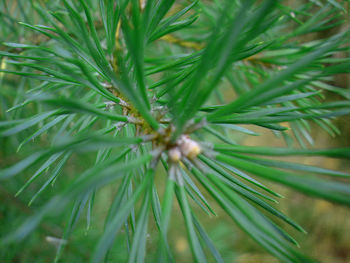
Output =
[{"x1": 1, "y1": 1, "x2": 350, "y2": 263}]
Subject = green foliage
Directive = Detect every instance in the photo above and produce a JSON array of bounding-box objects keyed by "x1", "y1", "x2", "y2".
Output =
[{"x1": 1, "y1": 0, "x2": 350, "y2": 262}]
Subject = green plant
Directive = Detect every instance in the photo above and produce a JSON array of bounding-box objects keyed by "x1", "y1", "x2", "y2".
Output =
[{"x1": 1, "y1": 0, "x2": 350, "y2": 262}]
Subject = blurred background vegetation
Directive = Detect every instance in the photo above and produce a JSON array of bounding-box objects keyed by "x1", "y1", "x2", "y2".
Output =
[{"x1": 1, "y1": 0, "x2": 350, "y2": 262}]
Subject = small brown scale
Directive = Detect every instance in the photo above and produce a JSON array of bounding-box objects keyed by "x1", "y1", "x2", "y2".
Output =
[{"x1": 105, "y1": 85, "x2": 200, "y2": 163}]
